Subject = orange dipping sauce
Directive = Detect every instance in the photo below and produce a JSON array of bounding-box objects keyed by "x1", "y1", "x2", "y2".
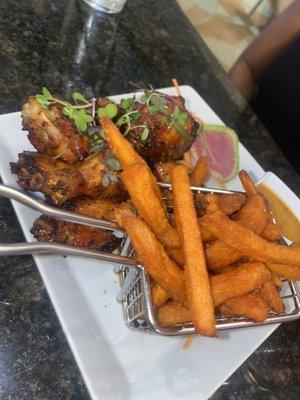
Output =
[{"x1": 258, "y1": 182, "x2": 300, "y2": 245}]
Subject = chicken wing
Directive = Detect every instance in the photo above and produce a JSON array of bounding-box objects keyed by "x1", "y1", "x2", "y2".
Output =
[
  {"x1": 64, "y1": 197, "x2": 133, "y2": 220},
  {"x1": 11, "y1": 151, "x2": 124, "y2": 205},
  {"x1": 31, "y1": 215, "x2": 120, "y2": 252},
  {"x1": 22, "y1": 97, "x2": 90, "y2": 163},
  {"x1": 99, "y1": 94, "x2": 197, "y2": 165}
]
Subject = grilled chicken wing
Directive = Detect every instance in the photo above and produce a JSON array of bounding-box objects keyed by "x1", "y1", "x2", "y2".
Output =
[
  {"x1": 31, "y1": 197, "x2": 132, "y2": 252},
  {"x1": 31, "y1": 215, "x2": 120, "y2": 252},
  {"x1": 22, "y1": 97, "x2": 90, "y2": 163},
  {"x1": 64, "y1": 197, "x2": 133, "y2": 220},
  {"x1": 121, "y1": 95, "x2": 197, "y2": 164},
  {"x1": 11, "y1": 151, "x2": 124, "y2": 205}
]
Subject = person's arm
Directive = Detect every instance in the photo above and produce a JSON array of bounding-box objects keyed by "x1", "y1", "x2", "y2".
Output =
[{"x1": 229, "y1": 0, "x2": 300, "y2": 101}]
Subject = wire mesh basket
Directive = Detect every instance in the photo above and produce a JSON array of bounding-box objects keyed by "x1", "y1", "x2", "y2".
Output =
[
  {"x1": 116, "y1": 238, "x2": 300, "y2": 336},
  {"x1": 116, "y1": 182, "x2": 300, "y2": 336}
]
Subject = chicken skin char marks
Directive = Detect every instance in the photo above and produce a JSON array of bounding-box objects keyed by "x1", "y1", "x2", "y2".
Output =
[
  {"x1": 10, "y1": 151, "x2": 124, "y2": 205},
  {"x1": 22, "y1": 97, "x2": 91, "y2": 163}
]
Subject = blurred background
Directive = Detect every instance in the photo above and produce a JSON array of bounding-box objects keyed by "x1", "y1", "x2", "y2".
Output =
[{"x1": 177, "y1": 0, "x2": 294, "y2": 71}]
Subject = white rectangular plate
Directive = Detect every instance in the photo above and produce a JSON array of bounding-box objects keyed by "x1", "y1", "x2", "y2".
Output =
[{"x1": 0, "y1": 86, "x2": 279, "y2": 400}]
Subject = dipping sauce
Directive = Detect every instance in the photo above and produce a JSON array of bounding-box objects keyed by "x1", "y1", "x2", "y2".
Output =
[{"x1": 258, "y1": 182, "x2": 300, "y2": 245}]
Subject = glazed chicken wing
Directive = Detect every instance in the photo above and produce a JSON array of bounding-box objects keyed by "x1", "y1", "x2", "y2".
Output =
[
  {"x1": 22, "y1": 97, "x2": 90, "y2": 163},
  {"x1": 122, "y1": 95, "x2": 197, "y2": 164},
  {"x1": 11, "y1": 151, "x2": 124, "y2": 205},
  {"x1": 65, "y1": 197, "x2": 133, "y2": 220},
  {"x1": 31, "y1": 215, "x2": 120, "y2": 252},
  {"x1": 22, "y1": 93, "x2": 197, "y2": 167}
]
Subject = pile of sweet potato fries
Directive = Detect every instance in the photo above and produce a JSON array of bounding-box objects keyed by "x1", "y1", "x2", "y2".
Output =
[{"x1": 100, "y1": 117, "x2": 300, "y2": 337}]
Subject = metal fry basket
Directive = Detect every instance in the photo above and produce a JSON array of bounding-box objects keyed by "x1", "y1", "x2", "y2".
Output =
[
  {"x1": 1, "y1": 182, "x2": 299, "y2": 335},
  {"x1": 116, "y1": 184, "x2": 300, "y2": 336},
  {"x1": 117, "y1": 241, "x2": 300, "y2": 336}
]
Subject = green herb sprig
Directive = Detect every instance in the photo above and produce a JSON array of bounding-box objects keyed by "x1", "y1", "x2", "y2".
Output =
[
  {"x1": 102, "y1": 172, "x2": 119, "y2": 187},
  {"x1": 106, "y1": 156, "x2": 121, "y2": 172},
  {"x1": 121, "y1": 97, "x2": 135, "y2": 111},
  {"x1": 101, "y1": 156, "x2": 121, "y2": 187},
  {"x1": 88, "y1": 126, "x2": 106, "y2": 155},
  {"x1": 140, "y1": 89, "x2": 169, "y2": 116},
  {"x1": 168, "y1": 106, "x2": 188, "y2": 138},
  {"x1": 116, "y1": 110, "x2": 141, "y2": 135},
  {"x1": 97, "y1": 103, "x2": 118, "y2": 119},
  {"x1": 36, "y1": 87, "x2": 93, "y2": 132}
]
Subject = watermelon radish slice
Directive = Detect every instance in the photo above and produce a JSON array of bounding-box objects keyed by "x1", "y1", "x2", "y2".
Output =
[{"x1": 189, "y1": 124, "x2": 239, "y2": 182}]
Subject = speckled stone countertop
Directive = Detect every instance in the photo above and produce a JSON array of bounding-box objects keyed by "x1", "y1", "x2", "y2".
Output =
[{"x1": 0, "y1": 0, "x2": 299, "y2": 399}]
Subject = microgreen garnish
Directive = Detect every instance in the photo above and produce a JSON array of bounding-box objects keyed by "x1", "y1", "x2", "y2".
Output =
[
  {"x1": 116, "y1": 110, "x2": 140, "y2": 127},
  {"x1": 141, "y1": 126, "x2": 149, "y2": 140},
  {"x1": 172, "y1": 106, "x2": 188, "y2": 126},
  {"x1": 167, "y1": 105, "x2": 188, "y2": 138},
  {"x1": 87, "y1": 126, "x2": 106, "y2": 154},
  {"x1": 116, "y1": 110, "x2": 141, "y2": 136},
  {"x1": 72, "y1": 92, "x2": 90, "y2": 104},
  {"x1": 129, "y1": 125, "x2": 150, "y2": 140},
  {"x1": 102, "y1": 172, "x2": 119, "y2": 187},
  {"x1": 36, "y1": 87, "x2": 53, "y2": 106},
  {"x1": 36, "y1": 87, "x2": 93, "y2": 132},
  {"x1": 72, "y1": 109, "x2": 93, "y2": 132},
  {"x1": 121, "y1": 97, "x2": 135, "y2": 111},
  {"x1": 97, "y1": 103, "x2": 118, "y2": 119},
  {"x1": 106, "y1": 156, "x2": 121, "y2": 172},
  {"x1": 140, "y1": 89, "x2": 169, "y2": 116}
]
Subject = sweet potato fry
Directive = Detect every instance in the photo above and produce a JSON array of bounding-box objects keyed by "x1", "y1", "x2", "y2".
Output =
[
  {"x1": 271, "y1": 272, "x2": 282, "y2": 290},
  {"x1": 238, "y1": 170, "x2": 282, "y2": 241},
  {"x1": 158, "y1": 283, "x2": 271, "y2": 326},
  {"x1": 235, "y1": 193, "x2": 269, "y2": 234},
  {"x1": 205, "y1": 240, "x2": 242, "y2": 271},
  {"x1": 152, "y1": 282, "x2": 170, "y2": 308},
  {"x1": 167, "y1": 247, "x2": 185, "y2": 266},
  {"x1": 116, "y1": 211, "x2": 186, "y2": 305},
  {"x1": 195, "y1": 193, "x2": 246, "y2": 217},
  {"x1": 200, "y1": 210, "x2": 300, "y2": 266},
  {"x1": 267, "y1": 263, "x2": 300, "y2": 280},
  {"x1": 259, "y1": 280, "x2": 285, "y2": 314},
  {"x1": 211, "y1": 261, "x2": 271, "y2": 306},
  {"x1": 212, "y1": 263, "x2": 240, "y2": 274},
  {"x1": 197, "y1": 193, "x2": 246, "y2": 242},
  {"x1": 261, "y1": 220, "x2": 282, "y2": 242},
  {"x1": 100, "y1": 117, "x2": 145, "y2": 168},
  {"x1": 200, "y1": 226, "x2": 216, "y2": 242},
  {"x1": 121, "y1": 163, "x2": 180, "y2": 249},
  {"x1": 217, "y1": 193, "x2": 247, "y2": 215},
  {"x1": 219, "y1": 294, "x2": 270, "y2": 322},
  {"x1": 101, "y1": 117, "x2": 165, "y2": 201},
  {"x1": 239, "y1": 170, "x2": 257, "y2": 197},
  {"x1": 172, "y1": 165, "x2": 216, "y2": 336},
  {"x1": 157, "y1": 302, "x2": 192, "y2": 326},
  {"x1": 205, "y1": 193, "x2": 220, "y2": 214},
  {"x1": 190, "y1": 156, "x2": 208, "y2": 186},
  {"x1": 204, "y1": 194, "x2": 268, "y2": 270},
  {"x1": 154, "y1": 260, "x2": 271, "y2": 314}
]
